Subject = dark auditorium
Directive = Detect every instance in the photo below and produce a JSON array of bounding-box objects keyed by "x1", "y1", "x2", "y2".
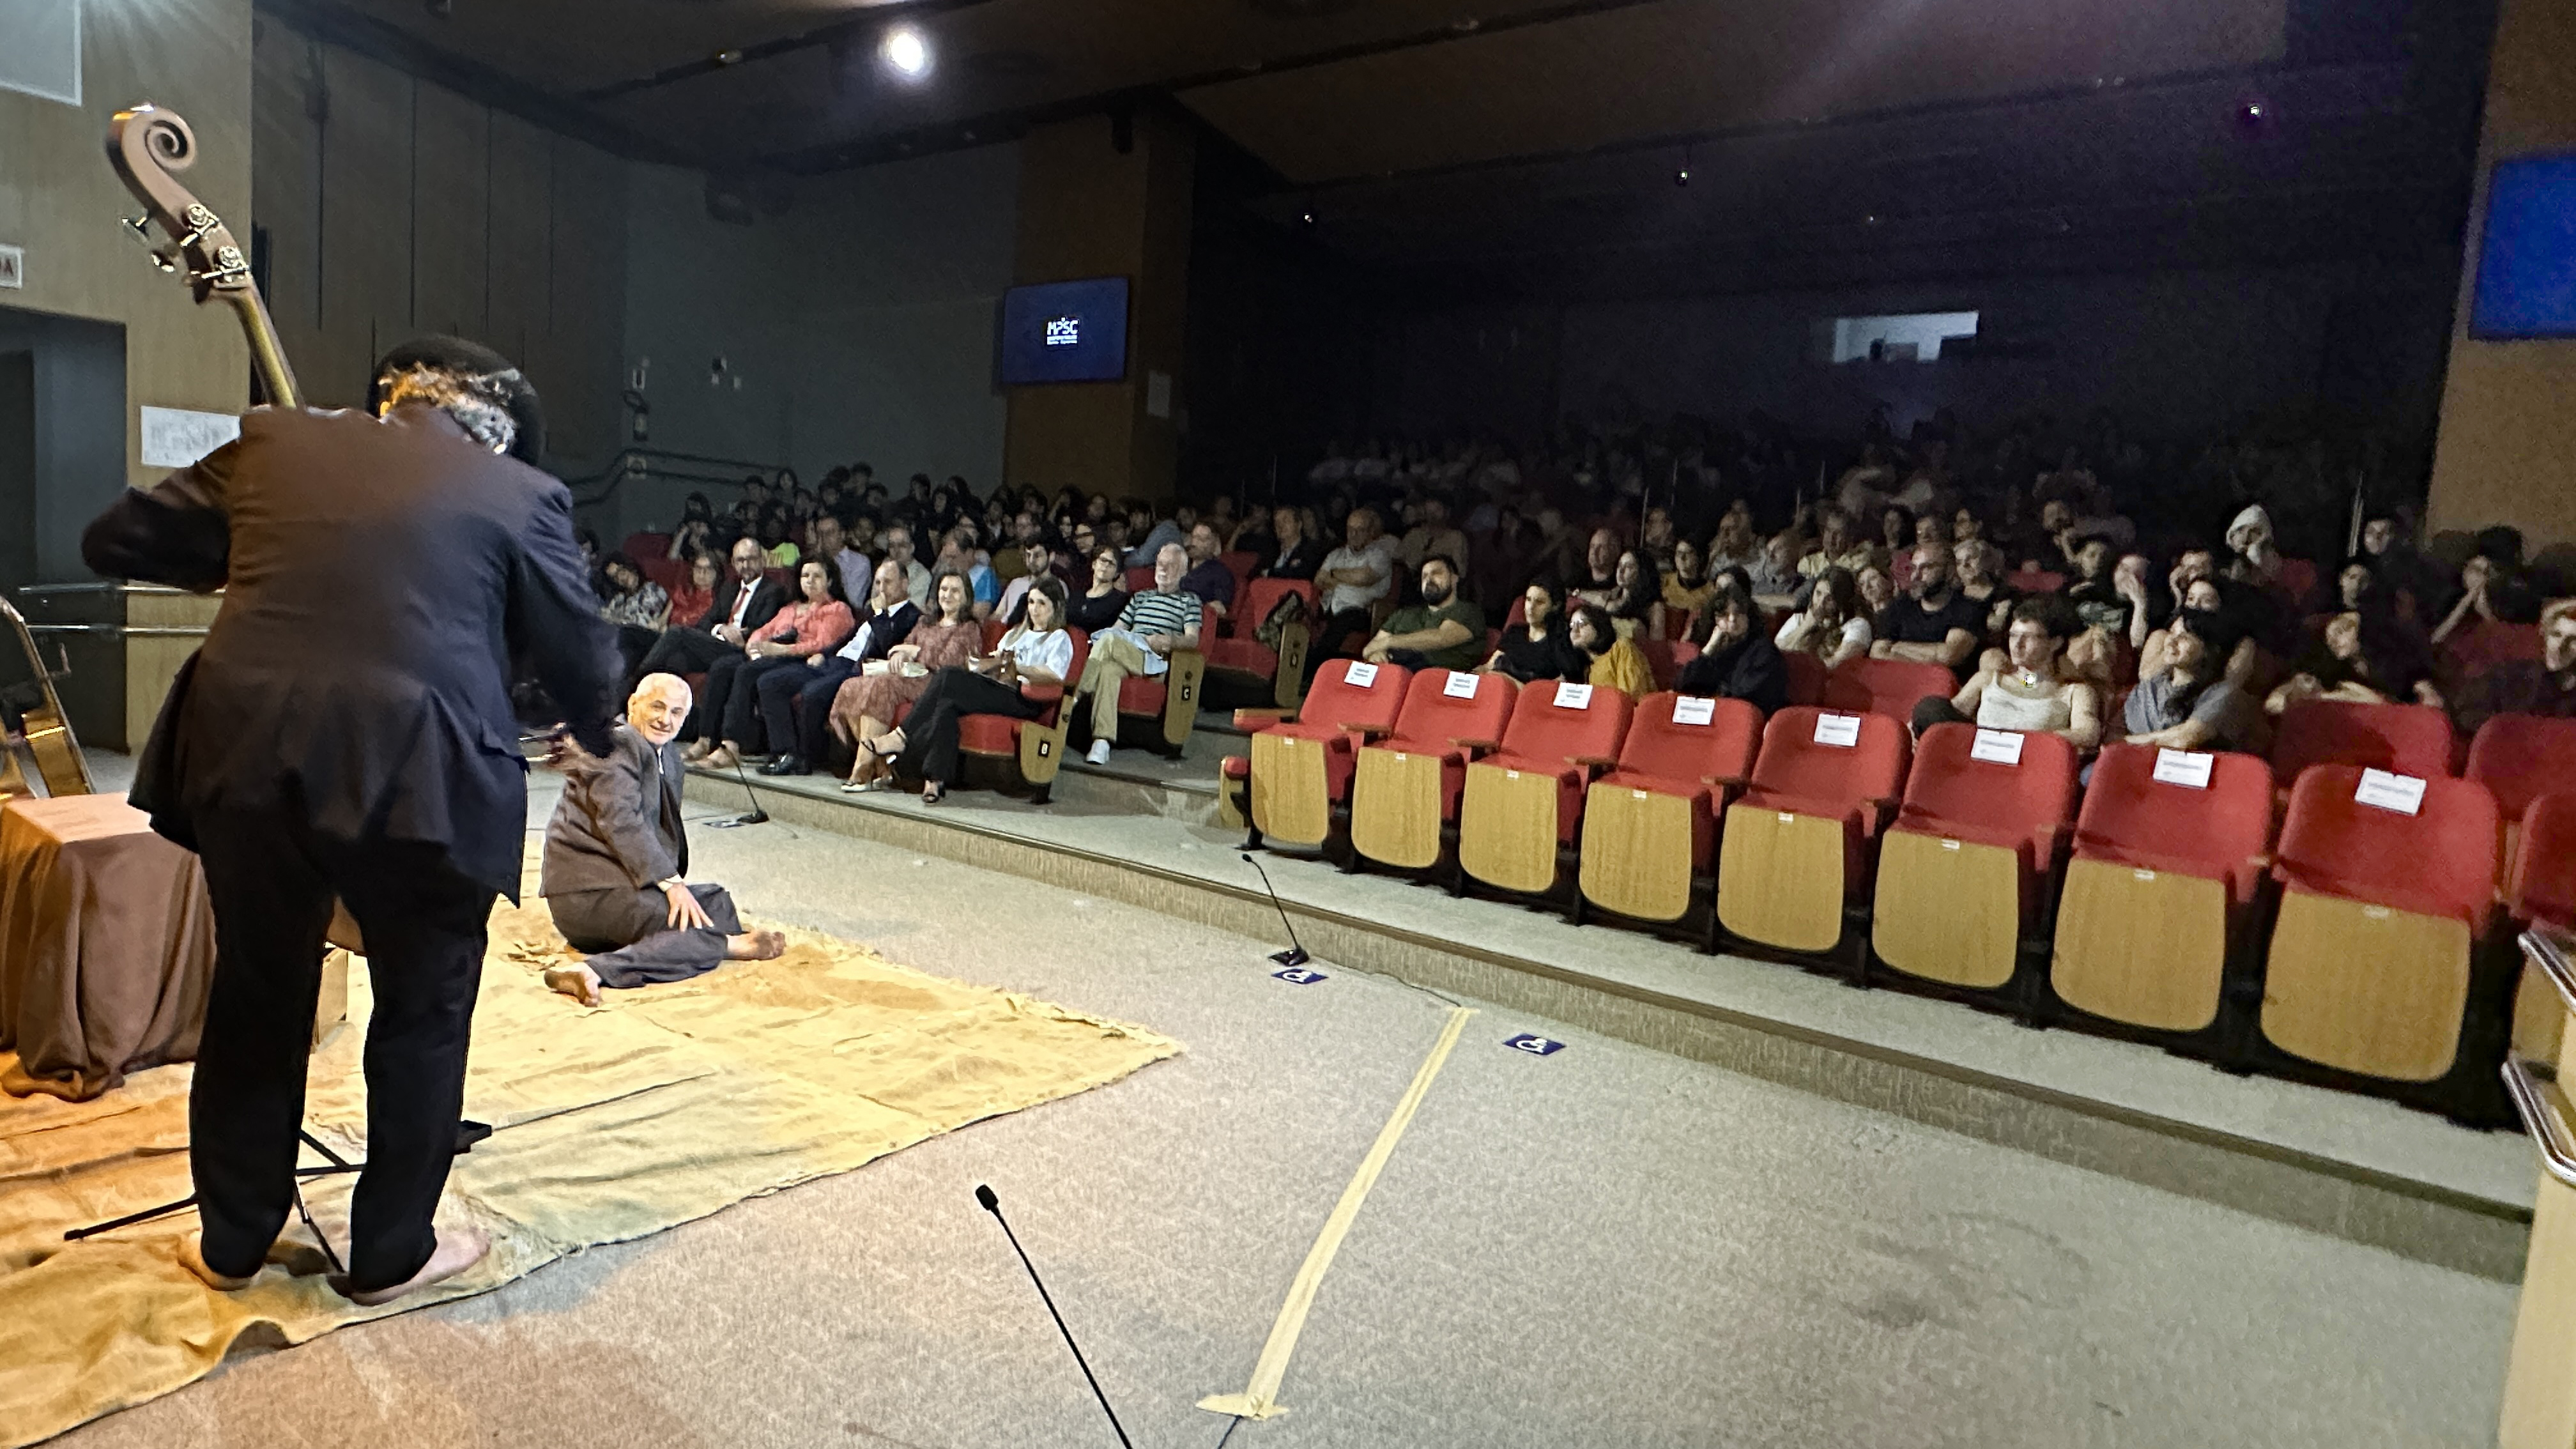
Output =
[{"x1": 10, "y1": 0, "x2": 2576, "y2": 1443}]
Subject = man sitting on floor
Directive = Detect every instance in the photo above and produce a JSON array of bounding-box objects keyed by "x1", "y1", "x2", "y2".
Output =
[{"x1": 540, "y1": 673, "x2": 784, "y2": 1006}]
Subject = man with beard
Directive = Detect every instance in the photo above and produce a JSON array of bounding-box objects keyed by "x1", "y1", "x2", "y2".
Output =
[
  {"x1": 630, "y1": 535, "x2": 788, "y2": 688},
  {"x1": 81, "y1": 336, "x2": 617, "y2": 1306},
  {"x1": 1362, "y1": 555, "x2": 1487, "y2": 672},
  {"x1": 1870, "y1": 542, "x2": 1985, "y2": 680}
]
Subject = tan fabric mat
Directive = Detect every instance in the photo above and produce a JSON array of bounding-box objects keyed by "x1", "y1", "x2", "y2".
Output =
[{"x1": 0, "y1": 899, "x2": 1179, "y2": 1446}]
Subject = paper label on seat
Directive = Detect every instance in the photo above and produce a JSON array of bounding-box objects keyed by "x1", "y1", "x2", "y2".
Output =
[
  {"x1": 1344, "y1": 662, "x2": 1379, "y2": 688},
  {"x1": 1441, "y1": 671, "x2": 1480, "y2": 699},
  {"x1": 2356, "y1": 768, "x2": 2426, "y2": 816},
  {"x1": 1970, "y1": 728, "x2": 2025, "y2": 765},
  {"x1": 2152, "y1": 749, "x2": 2214, "y2": 789},
  {"x1": 1671, "y1": 696, "x2": 1716, "y2": 726},
  {"x1": 1552, "y1": 681, "x2": 1594, "y2": 709},
  {"x1": 1813, "y1": 712, "x2": 1861, "y2": 748}
]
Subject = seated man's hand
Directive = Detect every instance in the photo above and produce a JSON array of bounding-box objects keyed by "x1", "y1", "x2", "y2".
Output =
[
  {"x1": 1361, "y1": 634, "x2": 1392, "y2": 663},
  {"x1": 1146, "y1": 632, "x2": 1175, "y2": 654},
  {"x1": 662, "y1": 878, "x2": 714, "y2": 931}
]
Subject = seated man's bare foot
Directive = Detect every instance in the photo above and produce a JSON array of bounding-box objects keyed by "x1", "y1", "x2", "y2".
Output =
[
  {"x1": 543, "y1": 964, "x2": 603, "y2": 1006},
  {"x1": 179, "y1": 1231, "x2": 257, "y2": 1291},
  {"x1": 726, "y1": 929, "x2": 788, "y2": 961},
  {"x1": 335, "y1": 1224, "x2": 491, "y2": 1307}
]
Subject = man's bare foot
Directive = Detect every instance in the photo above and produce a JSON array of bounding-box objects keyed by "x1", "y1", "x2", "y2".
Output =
[
  {"x1": 179, "y1": 1232, "x2": 256, "y2": 1291},
  {"x1": 543, "y1": 963, "x2": 603, "y2": 1006},
  {"x1": 726, "y1": 929, "x2": 787, "y2": 961},
  {"x1": 334, "y1": 1225, "x2": 491, "y2": 1307}
]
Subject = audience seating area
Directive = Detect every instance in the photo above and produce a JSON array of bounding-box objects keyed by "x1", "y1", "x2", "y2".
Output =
[{"x1": 1221, "y1": 680, "x2": 2576, "y2": 1124}]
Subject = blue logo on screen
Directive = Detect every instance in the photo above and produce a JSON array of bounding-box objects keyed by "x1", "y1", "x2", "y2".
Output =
[
  {"x1": 1503, "y1": 1034, "x2": 1565, "y2": 1055},
  {"x1": 1044, "y1": 316, "x2": 1081, "y2": 348}
]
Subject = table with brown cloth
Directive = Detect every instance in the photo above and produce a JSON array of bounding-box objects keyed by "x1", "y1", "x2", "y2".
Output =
[{"x1": 0, "y1": 793, "x2": 217, "y2": 1101}]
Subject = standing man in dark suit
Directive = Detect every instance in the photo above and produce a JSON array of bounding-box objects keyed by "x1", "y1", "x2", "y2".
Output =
[
  {"x1": 81, "y1": 337, "x2": 619, "y2": 1307},
  {"x1": 539, "y1": 673, "x2": 785, "y2": 1006},
  {"x1": 629, "y1": 535, "x2": 787, "y2": 687}
]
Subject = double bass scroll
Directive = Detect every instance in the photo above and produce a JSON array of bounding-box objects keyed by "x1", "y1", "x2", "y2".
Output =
[{"x1": 106, "y1": 103, "x2": 302, "y2": 408}]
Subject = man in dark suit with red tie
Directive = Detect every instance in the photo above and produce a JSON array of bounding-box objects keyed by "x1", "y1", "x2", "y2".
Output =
[
  {"x1": 628, "y1": 534, "x2": 789, "y2": 688},
  {"x1": 82, "y1": 336, "x2": 619, "y2": 1307}
]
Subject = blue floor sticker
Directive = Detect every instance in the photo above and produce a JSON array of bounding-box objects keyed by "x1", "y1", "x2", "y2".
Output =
[
  {"x1": 1503, "y1": 1033, "x2": 1565, "y2": 1056},
  {"x1": 1273, "y1": 967, "x2": 1327, "y2": 985}
]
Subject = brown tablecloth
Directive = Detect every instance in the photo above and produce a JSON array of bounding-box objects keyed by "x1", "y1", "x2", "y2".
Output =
[{"x1": 0, "y1": 793, "x2": 215, "y2": 1101}]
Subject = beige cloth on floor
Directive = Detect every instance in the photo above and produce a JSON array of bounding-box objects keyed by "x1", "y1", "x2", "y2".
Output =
[{"x1": 0, "y1": 898, "x2": 1179, "y2": 1447}]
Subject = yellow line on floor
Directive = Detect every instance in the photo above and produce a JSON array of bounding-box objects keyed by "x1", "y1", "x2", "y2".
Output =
[{"x1": 1198, "y1": 1004, "x2": 1477, "y2": 1423}]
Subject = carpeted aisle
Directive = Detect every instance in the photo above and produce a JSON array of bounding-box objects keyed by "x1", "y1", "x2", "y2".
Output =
[{"x1": 0, "y1": 900, "x2": 1178, "y2": 1447}]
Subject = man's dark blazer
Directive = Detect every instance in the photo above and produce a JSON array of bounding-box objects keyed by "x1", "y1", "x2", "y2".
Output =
[
  {"x1": 540, "y1": 723, "x2": 684, "y2": 897},
  {"x1": 1255, "y1": 537, "x2": 1327, "y2": 583},
  {"x1": 694, "y1": 575, "x2": 788, "y2": 636},
  {"x1": 81, "y1": 402, "x2": 618, "y2": 900}
]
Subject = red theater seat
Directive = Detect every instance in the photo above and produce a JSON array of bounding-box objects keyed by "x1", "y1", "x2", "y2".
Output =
[
  {"x1": 1227, "y1": 658, "x2": 1411, "y2": 850},
  {"x1": 1578, "y1": 693, "x2": 1763, "y2": 926},
  {"x1": 1871, "y1": 724, "x2": 2080, "y2": 996},
  {"x1": 2050, "y1": 744, "x2": 2276, "y2": 1034},
  {"x1": 1203, "y1": 578, "x2": 1317, "y2": 709},
  {"x1": 1716, "y1": 707, "x2": 1910, "y2": 954},
  {"x1": 1347, "y1": 669, "x2": 1517, "y2": 871},
  {"x1": 1824, "y1": 657, "x2": 1956, "y2": 722},
  {"x1": 2269, "y1": 699, "x2": 2456, "y2": 786},
  {"x1": 2511, "y1": 793, "x2": 2576, "y2": 931},
  {"x1": 1457, "y1": 678, "x2": 1635, "y2": 896},
  {"x1": 2260, "y1": 764, "x2": 2499, "y2": 1084},
  {"x1": 956, "y1": 629, "x2": 1091, "y2": 802}
]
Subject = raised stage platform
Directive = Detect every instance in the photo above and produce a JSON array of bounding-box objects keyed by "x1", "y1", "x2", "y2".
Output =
[{"x1": 680, "y1": 719, "x2": 2538, "y2": 1282}]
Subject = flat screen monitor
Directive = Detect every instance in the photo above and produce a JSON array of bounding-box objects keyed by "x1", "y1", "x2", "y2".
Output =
[
  {"x1": 2470, "y1": 155, "x2": 2576, "y2": 341},
  {"x1": 999, "y1": 278, "x2": 1130, "y2": 384}
]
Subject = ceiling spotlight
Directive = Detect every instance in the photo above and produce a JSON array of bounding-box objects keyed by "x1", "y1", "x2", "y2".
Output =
[
  {"x1": 881, "y1": 25, "x2": 932, "y2": 79},
  {"x1": 1673, "y1": 165, "x2": 1689, "y2": 187},
  {"x1": 713, "y1": 48, "x2": 743, "y2": 66},
  {"x1": 1300, "y1": 210, "x2": 1316, "y2": 226}
]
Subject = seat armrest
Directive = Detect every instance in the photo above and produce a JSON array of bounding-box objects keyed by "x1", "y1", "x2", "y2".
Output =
[
  {"x1": 1233, "y1": 707, "x2": 1297, "y2": 730},
  {"x1": 1450, "y1": 735, "x2": 1499, "y2": 753},
  {"x1": 1572, "y1": 754, "x2": 1619, "y2": 769},
  {"x1": 1018, "y1": 683, "x2": 1065, "y2": 707},
  {"x1": 1344, "y1": 721, "x2": 1393, "y2": 737}
]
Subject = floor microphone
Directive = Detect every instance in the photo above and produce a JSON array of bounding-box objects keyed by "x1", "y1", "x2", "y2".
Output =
[
  {"x1": 976, "y1": 1185, "x2": 1135, "y2": 1449},
  {"x1": 710, "y1": 749, "x2": 769, "y2": 828},
  {"x1": 1241, "y1": 852, "x2": 1310, "y2": 967}
]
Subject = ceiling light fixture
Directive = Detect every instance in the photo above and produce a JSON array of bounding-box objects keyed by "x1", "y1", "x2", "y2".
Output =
[
  {"x1": 1674, "y1": 144, "x2": 1692, "y2": 187},
  {"x1": 882, "y1": 25, "x2": 933, "y2": 80}
]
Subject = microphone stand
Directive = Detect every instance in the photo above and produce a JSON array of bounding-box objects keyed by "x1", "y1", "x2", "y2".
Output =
[
  {"x1": 1241, "y1": 852, "x2": 1310, "y2": 967},
  {"x1": 976, "y1": 1185, "x2": 1135, "y2": 1449},
  {"x1": 707, "y1": 747, "x2": 769, "y2": 829}
]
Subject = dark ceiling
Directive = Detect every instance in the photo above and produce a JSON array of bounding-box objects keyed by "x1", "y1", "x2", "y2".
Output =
[{"x1": 259, "y1": 0, "x2": 2494, "y2": 295}]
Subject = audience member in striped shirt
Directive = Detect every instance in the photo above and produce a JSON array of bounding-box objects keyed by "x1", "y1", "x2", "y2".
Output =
[{"x1": 1075, "y1": 541, "x2": 1202, "y2": 763}]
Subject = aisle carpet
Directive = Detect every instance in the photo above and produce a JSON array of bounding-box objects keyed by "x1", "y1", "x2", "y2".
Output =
[{"x1": 0, "y1": 900, "x2": 1179, "y2": 1447}]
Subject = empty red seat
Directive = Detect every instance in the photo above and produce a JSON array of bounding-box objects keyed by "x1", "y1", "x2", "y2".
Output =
[
  {"x1": 1715, "y1": 707, "x2": 1911, "y2": 954},
  {"x1": 2049, "y1": 744, "x2": 2276, "y2": 1032},
  {"x1": 1869, "y1": 724, "x2": 2080, "y2": 994},
  {"x1": 1577, "y1": 693, "x2": 1764, "y2": 925},
  {"x1": 2269, "y1": 699, "x2": 2456, "y2": 786},
  {"x1": 1783, "y1": 651, "x2": 1827, "y2": 707},
  {"x1": 2467, "y1": 714, "x2": 2576, "y2": 825},
  {"x1": 2511, "y1": 793, "x2": 2576, "y2": 931},
  {"x1": 620, "y1": 531, "x2": 671, "y2": 561},
  {"x1": 1227, "y1": 658, "x2": 1411, "y2": 849},
  {"x1": 1203, "y1": 578, "x2": 1318, "y2": 709},
  {"x1": 2261, "y1": 764, "x2": 2499, "y2": 1083},
  {"x1": 1823, "y1": 657, "x2": 1956, "y2": 722},
  {"x1": 1348, "y1": 669, "x2": 1517, "y2": 870},
  {"x1": 1457, "y1": 679, "x2": 1635, "y2": 894},
  {"x1": 1636, "y1": 638, "x2": 1700, "y2": 693},
  {"x1": 956, "y1": 629, "x2": 1091, "y2": 802}
]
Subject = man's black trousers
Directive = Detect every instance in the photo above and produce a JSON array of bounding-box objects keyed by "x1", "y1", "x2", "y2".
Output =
[{"x1": 188, "y1": 806, "x2": 496, "y2": 1293}]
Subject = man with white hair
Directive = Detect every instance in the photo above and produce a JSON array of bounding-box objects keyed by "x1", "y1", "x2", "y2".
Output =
[
  {"x1": 540, "y1": 673, "x2": 784, "y2": 1007},
  {"x1": 1072, "y1": 541, "x2": 1201, "y2": 765}
]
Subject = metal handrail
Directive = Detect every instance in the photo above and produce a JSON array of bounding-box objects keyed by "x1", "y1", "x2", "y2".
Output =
[
  {"x1": 2504, "y1": 1053, "x2": 2576, "y2": 1190},
  {"x1": 2527, "y1": 928, "x2": 2576, "y2": 1013},
  {"x1": 13, "y1": 581, "x2": 200, "y2": 597},
  {"x1": 22, "y1": 624, "x2": 209, "y2": 638}
]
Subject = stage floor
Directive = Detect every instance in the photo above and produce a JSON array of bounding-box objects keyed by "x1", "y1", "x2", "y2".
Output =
[{"x1": 47, "y1": 754, "x2": 2520, "y2": 1448}]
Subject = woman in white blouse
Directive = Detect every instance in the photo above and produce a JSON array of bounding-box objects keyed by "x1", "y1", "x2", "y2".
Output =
[
  {"x1": 1775, "y1": 565, "x2": 1872, "y2": 669},
  {"x1": 878, "y1": 577, "x2": 1077, "y2": 804}
]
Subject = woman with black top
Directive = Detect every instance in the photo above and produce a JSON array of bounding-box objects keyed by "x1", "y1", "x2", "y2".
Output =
[
  {"x1": 1483, "y1": 581, "x2": 1584, "y2": 682},
  {"x1": 2266, "y1": 601, "x2": 2444, "y2": 714},
  {"x1": 1607, "y1": 548, "x2": 1666, "y2": 640},
  {"x1": 1068, "y1": 546, "x2": 1131, "y2": 633}
]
